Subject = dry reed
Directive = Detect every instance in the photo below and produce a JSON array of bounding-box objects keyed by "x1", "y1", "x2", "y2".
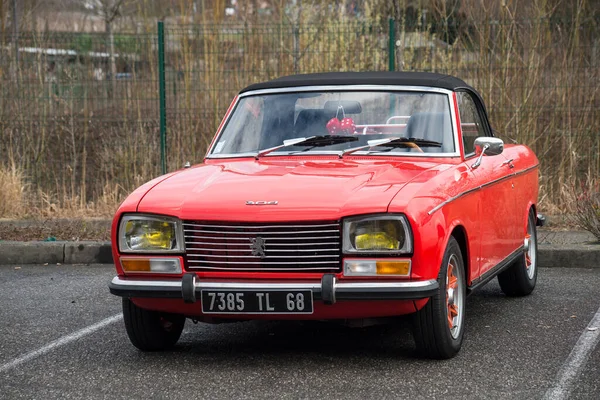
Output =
[{"x1": 0, "y1": 165, "x2": 26, "y2": 217}]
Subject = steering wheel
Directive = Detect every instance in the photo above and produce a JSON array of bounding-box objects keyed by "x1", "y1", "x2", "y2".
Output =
[{"x1": 403, "y1": 142, "x2": 424, "y2": 153}]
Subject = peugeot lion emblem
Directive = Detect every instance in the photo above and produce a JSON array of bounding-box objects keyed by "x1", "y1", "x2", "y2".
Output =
[{"x1": 250, "y1": 237, "x2": 266, "y2": 258}]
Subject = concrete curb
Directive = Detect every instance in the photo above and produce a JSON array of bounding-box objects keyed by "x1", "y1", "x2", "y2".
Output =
[
  {"x1": 0, "y1": 241, "x2": 599, "y2": 267},
  {"x1": 0, "y1": 241, "x2": 113, "y2": 265},
  {"x1": 538, "y1": 244, "x2": 600, "y2": 269}
]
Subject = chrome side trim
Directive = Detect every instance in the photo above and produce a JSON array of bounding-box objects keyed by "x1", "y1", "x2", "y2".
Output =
[
  {"x1": 427, "y1": 187, "x2": 481, "y2": 216},
  {"x1": 427, "y1": 164, "x2": 539, "y2": 215}
]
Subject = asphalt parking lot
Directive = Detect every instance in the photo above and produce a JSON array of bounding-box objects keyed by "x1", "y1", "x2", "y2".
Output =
[{"x1": 1, "y1": 264, "x2": 599, "y2": 400}]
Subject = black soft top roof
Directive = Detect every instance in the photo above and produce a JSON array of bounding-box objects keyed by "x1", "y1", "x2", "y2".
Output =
[{"x1": 239, "y1": 71, "x2": 477, "y2": 93}]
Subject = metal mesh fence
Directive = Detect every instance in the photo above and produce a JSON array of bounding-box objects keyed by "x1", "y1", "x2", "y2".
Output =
[{"x1": 0, "y1": 17, "x2": 598, "y2": 212}]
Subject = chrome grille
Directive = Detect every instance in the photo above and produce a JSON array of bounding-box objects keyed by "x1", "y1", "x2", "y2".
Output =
[{"x1": 183, "y1": 221, "x2": 342, "y2": 272}]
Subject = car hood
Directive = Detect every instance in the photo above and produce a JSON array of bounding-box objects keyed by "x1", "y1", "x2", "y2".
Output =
[{"x1": 136, "y1": 158, "x2": 448, "y2": 221}]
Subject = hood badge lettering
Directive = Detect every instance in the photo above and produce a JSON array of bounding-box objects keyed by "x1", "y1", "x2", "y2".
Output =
[
  {"x1": 246, "y1": 200, "x2": 278, "y2": 205},
  {"x1": 250, "y1": 237, "x2": 266, "y2": 258}
]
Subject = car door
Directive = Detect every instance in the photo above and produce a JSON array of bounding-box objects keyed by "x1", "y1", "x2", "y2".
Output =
[{"x1": 456, "y1": 91, "x2": 520, "y2": 277}]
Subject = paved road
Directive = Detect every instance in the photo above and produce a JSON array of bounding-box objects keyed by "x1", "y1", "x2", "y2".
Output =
[{"x1": 1, "y1": 264, "x2": 599, "y2": 399}]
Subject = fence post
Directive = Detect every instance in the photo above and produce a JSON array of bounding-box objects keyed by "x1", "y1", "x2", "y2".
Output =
[
  {"x1": 158, "y1": 20, "x2": 167, "y2": 175},
  {"x1": 388, "y1": 18, "x2": 395, "y2": 71}
]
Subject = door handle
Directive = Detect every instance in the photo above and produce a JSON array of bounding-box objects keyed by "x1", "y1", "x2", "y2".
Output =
[{"x1": 501, "y1": 159, "x2": 515, "y2": 169}]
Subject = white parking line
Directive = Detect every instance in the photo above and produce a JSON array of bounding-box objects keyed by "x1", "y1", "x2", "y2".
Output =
[
  {"x1": 543, "y1": 306, "x2": 600, "y2": 400},
  {"x1": 0, "y1": 314, "x2": 122, "y2": 374}
]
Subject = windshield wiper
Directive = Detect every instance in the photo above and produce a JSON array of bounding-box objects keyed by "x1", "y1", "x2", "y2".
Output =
[
  {"x1": 256, "y1": 135, "x2": 358, "y2": 158},
  {"x1": 341, "y1": 137, "x2": 442, "y2": 158}
]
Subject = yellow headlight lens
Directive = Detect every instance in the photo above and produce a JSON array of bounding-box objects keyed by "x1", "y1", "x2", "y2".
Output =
[
  {"x1": 355, "y1": 232, "x2": 399, "y2": 250},
  {"x1": 125, "y1": 220, "x2": 176, "y2": 251},
  {"x1": 352, "y1": 219, "x2": 403, "y2": 251}
]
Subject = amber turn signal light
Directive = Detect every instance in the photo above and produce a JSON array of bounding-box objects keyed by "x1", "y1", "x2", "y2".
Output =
[
  {"x1": 120, "y1": 258, "x2": 182, "y2": 274},
  {"x1": 376, "y1": 261, "x2": 411, "y2": 275},
  {"x1": 121, "y1": 259, "x2": 151, "y2": 272},
  {"x1": 344, "y1": 259, "x2": 411, "y2": 277}
]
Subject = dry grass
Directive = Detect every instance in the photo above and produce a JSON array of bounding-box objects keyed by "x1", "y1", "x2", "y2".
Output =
[
  {"x1": 26, "y1": 184, "x2": 123, "y2": 219},
  {"x1": 0, "y1": 164, "x2": 120, "y2": 219},
  {"x1": 0, "y1": 166, "x2": 26, "y2": 218}
]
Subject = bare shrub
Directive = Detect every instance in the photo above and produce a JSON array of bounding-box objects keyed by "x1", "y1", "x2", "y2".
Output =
[{"x1": 569, "y1": 177, "x2": 600, "y2": 241}]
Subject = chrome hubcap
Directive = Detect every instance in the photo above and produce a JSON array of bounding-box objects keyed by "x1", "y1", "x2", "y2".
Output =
[{"x1": 446, "y1": 254, "x2": 463, "y2": 339}]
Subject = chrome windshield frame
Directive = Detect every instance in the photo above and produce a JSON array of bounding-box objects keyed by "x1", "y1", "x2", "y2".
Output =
[{"x1": 205, "y1": 85, "x2": 461, "y2": 159}]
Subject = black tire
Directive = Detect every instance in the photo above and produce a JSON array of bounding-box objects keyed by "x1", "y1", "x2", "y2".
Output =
[
  {"x1": 412, "y1": 236, "x2": 466, "y2": 359},
  {"x1": 122, "y1": 298, "x2": 186, "y2": 351},
  {"x1": 498, "y1": 209, "x2": 538, "y2": 297}
]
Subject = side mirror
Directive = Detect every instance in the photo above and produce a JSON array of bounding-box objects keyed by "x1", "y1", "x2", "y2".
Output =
[{"x1": 472, "y1": 137, "x2": 504, "y2": 169}]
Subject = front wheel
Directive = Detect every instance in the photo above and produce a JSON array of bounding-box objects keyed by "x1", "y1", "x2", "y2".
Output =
[
  {"x1": 412, "y1": 236, "x2": 466, "y2": 359},
  {"x1": 497, "y1": 209, "x2": 538, "y2": 296},
  {"x1": 122, "y1": 298, "x2": 186, "y2": 351}
]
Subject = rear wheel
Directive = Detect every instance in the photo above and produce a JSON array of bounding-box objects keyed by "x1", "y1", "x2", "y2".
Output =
[
  {"x1": 412, "y1": 236, "x2": 466, "y2": 359},
  {"x1": 498, "y1": 209, "x2": 538, "y2": 296},
  {"x1": 122, "y1": 298, "x2": 185, "y2": 351}
]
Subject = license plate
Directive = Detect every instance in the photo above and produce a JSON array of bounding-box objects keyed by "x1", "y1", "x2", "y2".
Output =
[{"x1": 201, "y1": 290, "x2": 313, "y2": 314}]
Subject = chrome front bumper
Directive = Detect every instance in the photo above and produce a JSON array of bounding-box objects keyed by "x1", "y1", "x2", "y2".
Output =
[{"x1": 109, "y1": 273, "x2": 439, "y2": 305}]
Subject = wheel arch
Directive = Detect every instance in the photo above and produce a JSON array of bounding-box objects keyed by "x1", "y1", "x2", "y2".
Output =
[
  {"x1": 450, "y1": 225, "x2": 470, "y2": 285},
  {"x1": 523, "y1": 202, "x2": 537, "y2": 234}
]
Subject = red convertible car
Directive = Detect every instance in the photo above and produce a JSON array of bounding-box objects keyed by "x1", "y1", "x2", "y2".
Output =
[{"x1": 109, "y1": 72, "x2": 542, "y2": 359}]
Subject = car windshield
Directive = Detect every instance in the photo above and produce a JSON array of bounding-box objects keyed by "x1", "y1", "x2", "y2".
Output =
[{"x1": 209, "y1": 90, "x2": 455, "y2": 157}]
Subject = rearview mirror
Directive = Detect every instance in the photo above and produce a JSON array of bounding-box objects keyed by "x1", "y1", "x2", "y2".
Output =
[
  {"x1": 472, "y1": 137, "x2": 504, "y2": 169},
  {"x1": 324, "y1": 100, "x2": 362, "y2": 114}
]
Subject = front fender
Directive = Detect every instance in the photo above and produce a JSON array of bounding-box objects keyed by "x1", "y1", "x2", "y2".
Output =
[
  {"x1": 405, "y1": 210, "x2": 448, "y2": 281},
  {"x1": 404, "y1": 208, "x2": 475, "y2": 284},
  {"x1": 110, "y1": 170, "x2": 184, "y2": 276}
]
